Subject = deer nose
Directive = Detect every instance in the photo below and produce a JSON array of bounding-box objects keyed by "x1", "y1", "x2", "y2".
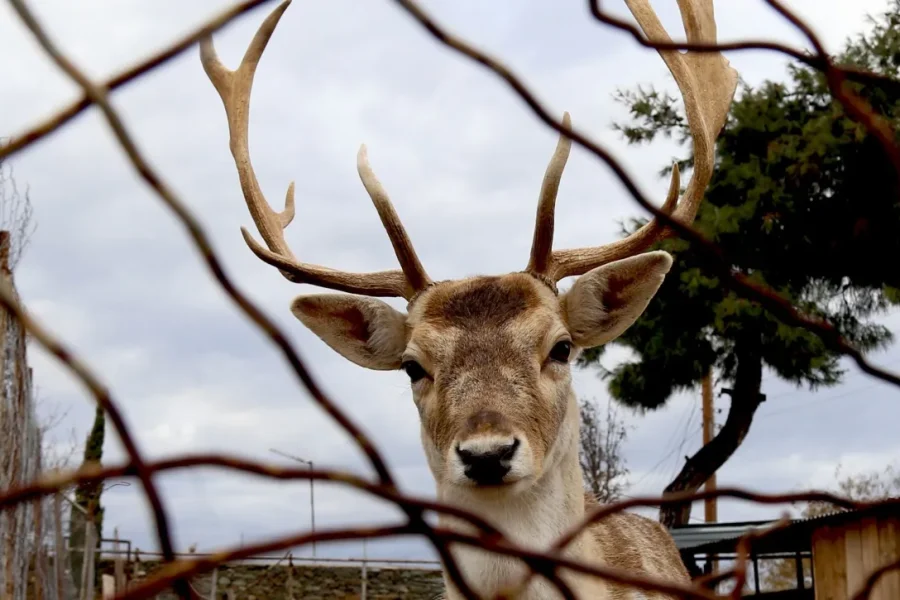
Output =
[{"x1": 455, "y1": 438, "x2": 520, "y2": 485}]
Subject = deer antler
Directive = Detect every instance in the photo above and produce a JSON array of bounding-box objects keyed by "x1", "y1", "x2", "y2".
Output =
[
  {"x1": 527, "y1": 0, "x2": 738, "y2": 283},
  {"x1": 200, "y1": 0, "x2": 431, "y2": 300}
]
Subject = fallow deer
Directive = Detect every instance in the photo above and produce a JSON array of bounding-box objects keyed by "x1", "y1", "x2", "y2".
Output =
[{"x1": 200, "y1": 0, "x2": 737, "y2": 597}]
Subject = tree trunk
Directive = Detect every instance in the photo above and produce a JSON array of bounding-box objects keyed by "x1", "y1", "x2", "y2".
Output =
[{"x1": 659, "y1": 339, "x2": 764, "y2": 528}]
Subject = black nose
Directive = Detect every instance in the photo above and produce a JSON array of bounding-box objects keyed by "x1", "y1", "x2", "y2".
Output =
[{"x1": 456, "y1": 439, "x2": 520, "y2": 485}]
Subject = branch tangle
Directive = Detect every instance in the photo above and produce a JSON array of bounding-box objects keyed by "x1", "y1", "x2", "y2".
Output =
[{"x1": 1, "y1": 0, "x2": 899, "y2": 599}]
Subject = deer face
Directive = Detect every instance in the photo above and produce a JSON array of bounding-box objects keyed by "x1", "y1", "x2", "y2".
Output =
[
  {"x1": 202, "y1": 0, "x2": 736, "y2": 493},
  {"x1": 400, "y1": 273, "x2": 568, "y2": 492},
  {"x1": 291, "y1": 251, "x2": 672, "y2": 493}
]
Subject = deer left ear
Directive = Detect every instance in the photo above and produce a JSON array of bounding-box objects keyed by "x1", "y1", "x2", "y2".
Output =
[{"x1": 560, "y1": 251, "x2": 673, "y2": 348}]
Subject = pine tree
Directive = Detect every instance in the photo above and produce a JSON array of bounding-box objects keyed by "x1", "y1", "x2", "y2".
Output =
[
  {"x1": 579, "y1": 0, "x2": 900, "y2": 526},
  {"x1": 69, "y1": 405, "x2": 106, "y2": 590}
]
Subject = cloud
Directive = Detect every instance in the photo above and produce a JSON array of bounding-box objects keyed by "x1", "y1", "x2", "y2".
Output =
[{"x1": 2, "y1": 0, "x2": 898, "y2": 562}]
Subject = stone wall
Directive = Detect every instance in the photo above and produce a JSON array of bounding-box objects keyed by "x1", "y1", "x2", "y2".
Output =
[{"x1": 102, "y1": 559, "x2": 445, "y2": 600}]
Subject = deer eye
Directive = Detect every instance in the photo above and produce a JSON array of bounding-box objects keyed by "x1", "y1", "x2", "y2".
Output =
[
  {"x1": 549, "y1": 340, "x2": 572, "y2": 363},
  {"x1": 401, "y1": 360, "x2": 428, "y2": 383}
]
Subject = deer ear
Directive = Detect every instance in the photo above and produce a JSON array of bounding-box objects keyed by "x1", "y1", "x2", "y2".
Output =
[
  {"x1": 291, "y1": 294, "x2": 407, "y2": 371},
  {"x1": 560, "y1": 251, "x2": 672, "y2": 348}
]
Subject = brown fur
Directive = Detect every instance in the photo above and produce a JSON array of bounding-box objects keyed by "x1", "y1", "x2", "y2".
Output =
[
  {"x1": 205, "y1": 0, "x2": 738, "y2": 595},
  {"x1": 292, "y1": 258, "x2": 685, "y2": 598},
  {"x1": 422, "y1": 275, "x2": 542, "y2": 328},
  {"x1": 410, "y1": 274, "x2": 568, "y2": 468},
  {"x1": 585, "y1": 493, "x2": 690, "y2": 599},
  {"x1": 462, "y1": 410, "x2": 514, "y2": 437}
]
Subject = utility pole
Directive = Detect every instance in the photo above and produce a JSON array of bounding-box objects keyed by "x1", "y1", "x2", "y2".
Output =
[
  {"x1": 270, "y1": 449, "x2": 317, "y2": 559},
  {"x1": 702, "y1": 368, "x2": 717, "y2": 523},
  {"x1": 701, "y1": 368, "x2": 719, "y2": 578}
]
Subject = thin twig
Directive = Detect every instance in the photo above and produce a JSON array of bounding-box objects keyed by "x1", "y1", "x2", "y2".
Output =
[
  {"x1": 729, "y1": 515, "x2": 791, "y2": 598},
  {"x1": 0, "y1": 243, "x2": 182, "y2": 596},
  {"x1": 585, "y1": 0, "x2": 900, "y2": 94},
  {"x1": 4, "y1": 453, "x2": 893, "y2": 600},
  {"x1": 761, "y1": 0, "x2": 900, "y2": 191},
  {"x1": 386, "y1": 0, "x2": 900, "y2": 390},
  {"x1": 850, "y1": 556, "x2": 900, "y2": 600},
  {"x1": 5, "y1": 0, "x2": 395, "y2": 488},
  {"x1": 0, "y1": 0, "x2": 278, "y2": 162},
  {"x1": 2, "y1": 1, "x2": 899, "y2": 600},
  {"x1": 119, "y1": 524, "x2": 416, "y2": 600}
]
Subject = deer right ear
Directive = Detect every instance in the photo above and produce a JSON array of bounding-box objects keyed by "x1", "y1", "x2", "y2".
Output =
[{"x1": 291, "y1": 295, "x2": 408, "y2": 371}]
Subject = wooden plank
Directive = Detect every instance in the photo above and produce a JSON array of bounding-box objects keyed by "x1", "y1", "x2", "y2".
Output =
[
  {"x1": 832, "y1": 526, "x2": 849, "y2": 600},
  {"x1": 876, "y1": 518, "x2": 900, "y2": 600},
  {"x1": 812, "y1": 530, "x2": 833, "y2": 600},
  {"x1": 114, "y1": 528, "x2": 125, "y2": 592},
  {"x1": 858, "y1": 518, "x2": 881, "y2": 600},
  {"x1": 814, "y1": 526, "x2": 847, "y2": 600},
  {"x1": 845, "y1": 523, "x2": 866, "y2": 600}
]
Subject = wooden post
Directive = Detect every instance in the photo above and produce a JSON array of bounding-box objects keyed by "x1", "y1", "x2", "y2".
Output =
[
  {"x1": 286, "y1": 554, "x2": 295, "y2": 600},
  {"x1": 79, "y1": 521, "x2": 95, "y2": 600},
  {"x1": 53, "y1": 495, "x2": 65, "y2": 600},
  {"x1": 702, "y1": 369, "x2": 717, "y2": 523},
  {"x1": 0, "y1": 230, "x2": 13, "y2": 600},
  {"x1": 101, "y1": 575, "x2": 115, "y2": 599},
  {"x1": 85, "y1": 534, "x2": 96, "y2": 600},
  {"x1": 701, "y1": 369, "x2": 719, "y2": 578},
  {"x1": 114, "y1": 528, "x2": 125, "y2": 592},
  {"x1": 33, "y1": 454, "x2": 45, "y2": 600},
  {"x1": 361, "y1": 540, "x2": 368, "y2": 600}
]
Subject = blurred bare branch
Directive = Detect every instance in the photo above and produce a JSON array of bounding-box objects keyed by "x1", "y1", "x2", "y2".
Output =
[{"x1": 1, "y1": 0, "x2": 899, "y2": 599}]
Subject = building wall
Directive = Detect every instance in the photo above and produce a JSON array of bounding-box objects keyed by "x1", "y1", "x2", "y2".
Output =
[
  {"x1": 109, "y1": 559, "x2": 445, "y2": 600},
  {"x1": 811, "y1": 516, "x2": 900, "y2": 600}
]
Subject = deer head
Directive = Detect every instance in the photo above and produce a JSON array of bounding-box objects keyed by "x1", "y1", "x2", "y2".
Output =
[{"x1": 200, "y1": 0, "x2": 737, "y2": 497}]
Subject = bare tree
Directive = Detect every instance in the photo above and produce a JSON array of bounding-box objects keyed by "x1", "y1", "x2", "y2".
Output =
[
  {"x1": 35, "y1": 389, "x2": 79, "y2": 474},
  {"x1": 578, "y1": 397, "x2": 630, "y2": 503},
  {"x1": 0, "y1": 139, "x2": 37, "y2": 269}
]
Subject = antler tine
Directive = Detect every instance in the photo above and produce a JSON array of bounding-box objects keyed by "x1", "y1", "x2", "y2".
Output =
[
  {"x1": 526, "y1": 112, "x2": 572, "y2": 277},
  {"x1": 548, "y1": 164, "x2": 681, "y2": 280},
  {"x1": 200, "y1": 0, "x2": 425, "y2": 300},
  {"x1": 357, "y1": 145, "x2": 432, "y2": 293},
  {"x1": 538, "y1": 0, "x2": 738, "y2": 283}
]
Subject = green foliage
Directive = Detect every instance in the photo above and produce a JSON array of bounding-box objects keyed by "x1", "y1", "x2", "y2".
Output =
[
  {"x1": 580, "y1": 0, "x2": 900, "y2": 409},
  {"x1": 73, "y1": 405, "x2": 106, "y2": 520},
  {"x1": 69, "y1": 405, "x2": 106, "y2": 590}
]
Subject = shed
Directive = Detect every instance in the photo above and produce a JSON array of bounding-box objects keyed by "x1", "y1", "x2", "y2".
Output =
[{"x1": 672, "y1": 500, "x2": 900, "y2": 599}]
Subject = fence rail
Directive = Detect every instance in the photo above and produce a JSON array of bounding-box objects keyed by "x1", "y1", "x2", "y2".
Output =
[{"x1": 2, "y1": 0, "x2": 900, "y2": 599}]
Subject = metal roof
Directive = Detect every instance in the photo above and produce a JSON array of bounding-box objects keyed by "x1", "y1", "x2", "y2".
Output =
[
  {"x1": 669, "y1": 520, "x2": 776, "y2": 550},
  {"x1": 678, "y1": 498, "x2": 900, "y2": 556}
]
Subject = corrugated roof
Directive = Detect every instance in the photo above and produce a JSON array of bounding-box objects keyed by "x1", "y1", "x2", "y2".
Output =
[
  {"x1": 680, "y1": 498, "x2": 900, "y2": 556},
  {"x1": 669, "y1": 521, "x2": 775, "y2": 550}
]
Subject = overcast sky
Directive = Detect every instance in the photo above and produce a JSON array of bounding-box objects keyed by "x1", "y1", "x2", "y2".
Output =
[{"x1": 2, "y1": 0, "x2": 899, "y2": 563}]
